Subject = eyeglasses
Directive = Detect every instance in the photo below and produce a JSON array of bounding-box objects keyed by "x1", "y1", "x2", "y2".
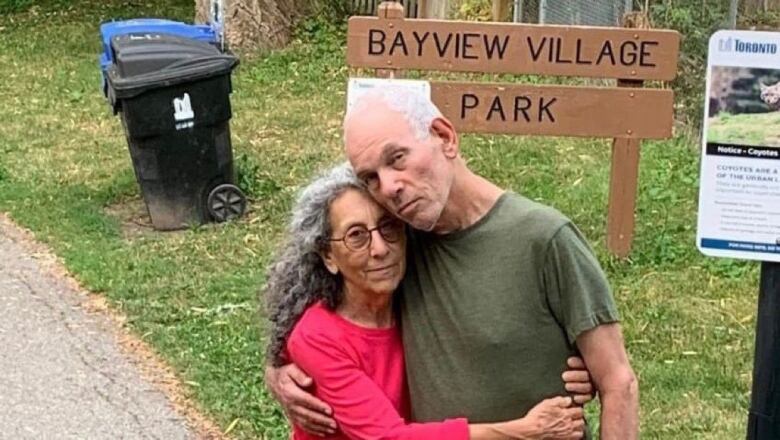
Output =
[{"x1": 329, "y1": 220, "x2": 404, "y2": 251}]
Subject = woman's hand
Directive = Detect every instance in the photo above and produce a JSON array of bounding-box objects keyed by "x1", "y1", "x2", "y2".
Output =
[{"x1": 496, "y1": 397, "x2": 585, "y2": 440}]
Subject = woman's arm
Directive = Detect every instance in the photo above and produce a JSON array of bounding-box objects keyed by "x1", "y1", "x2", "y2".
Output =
[
  {"x1": 289, "y1": 330, "x2": 584, "y2": 440},
  {"x1": 288, "y1": 329, "x2": 468, "y2": 439},
  {"x1": 264, "y1": 357, "x2": 593, "y2": 438},
  {"x1": 470, "y1": 397, "x2": 585, "y2": 440}
]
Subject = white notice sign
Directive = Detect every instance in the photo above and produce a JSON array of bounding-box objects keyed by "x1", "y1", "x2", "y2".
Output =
[{"x1": 697, "y1": 30, "x2": 780, "y2": 262}]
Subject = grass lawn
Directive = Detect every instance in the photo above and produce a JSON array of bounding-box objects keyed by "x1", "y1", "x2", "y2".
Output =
[
  {"x1": 707, "y1": 111, "x2": 780, "y2": 147},
  {"x1": 0, "y1": 1, "x2": 759, "y2": 438}
]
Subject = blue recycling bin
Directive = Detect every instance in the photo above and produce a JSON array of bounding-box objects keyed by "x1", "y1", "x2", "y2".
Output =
[
  {"x1": 99, "y1": 18, "x2": 245, "y2": 231},
  {"x1": 98, "y1": 19, "x2": 220, "y2": 97}
]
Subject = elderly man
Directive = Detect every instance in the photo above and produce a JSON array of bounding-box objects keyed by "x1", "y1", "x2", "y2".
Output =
[{"x1": 266, "y1": 87, "x2": 638, "y2": 439}]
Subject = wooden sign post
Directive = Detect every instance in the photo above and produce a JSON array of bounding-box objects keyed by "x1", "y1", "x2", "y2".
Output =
[
  {"x1": 375, "y1": 2, "x2": 405, "y2": 78},
  {"x1": 353, "y1": 2, "x2": 680, "y2": 256},
  {"x1": 492, "y1": 0, "x2": 511, "y2": 21},
  {"x1": 606, "y1": 12, "x2": 653, "y2": 257}
]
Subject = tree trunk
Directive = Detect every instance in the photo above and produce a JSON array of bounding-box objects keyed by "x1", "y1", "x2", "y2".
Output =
[
  {"x1": 418, "y1": 0, "x2": 449, "y2": 18},
  {"x1": 194, "y1": 0, "x2": 308, "y2": 50},
  {"x1": 743, "y1": 0, "x2": 780, "y2": 13},
  {"x1": 492, "y1": 0, "x2": 511, "y2": 21}
]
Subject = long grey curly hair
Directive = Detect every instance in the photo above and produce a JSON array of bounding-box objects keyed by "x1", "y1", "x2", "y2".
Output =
[{"x1": 264, "y1": 163, "x2": 365, "y2": 366}]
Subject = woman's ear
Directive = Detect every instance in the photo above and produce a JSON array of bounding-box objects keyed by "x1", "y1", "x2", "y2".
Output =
[
  {"x1": 321, "y1": 249, "x2": 339, "y2": 275},
  {"x1": 430, "y1": 117, "x2": 459, "y2": 159}
]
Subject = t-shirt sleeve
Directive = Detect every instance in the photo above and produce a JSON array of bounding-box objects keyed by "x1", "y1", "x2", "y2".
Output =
[
  {"x1": 287, "y1": 329, "x2": 469, "y2": 440},
  {"x1": 542, "y1": 222, "x2": 620, "y2": 345}
]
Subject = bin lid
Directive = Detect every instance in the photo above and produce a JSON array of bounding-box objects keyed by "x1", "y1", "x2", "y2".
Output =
[
  {"x1": 98, "y1": 19, "x2": 222, "y2": 99},
  {"x1": 107, "y1": 33, "x2": 237, "y2": 99},
  {"x1": 99, "y1": 19, "x2": 219, "y2": 68}
]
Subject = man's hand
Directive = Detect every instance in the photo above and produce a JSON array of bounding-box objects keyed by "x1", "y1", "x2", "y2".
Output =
[
  {"x1": 562, "y1": 356, "x2": 595, "y2": 405},
  {"x1": 265, "y1": 363, "x2": 337, "y2": 436}
]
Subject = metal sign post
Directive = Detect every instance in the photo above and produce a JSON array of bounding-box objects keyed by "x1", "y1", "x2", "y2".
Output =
[
  {"x1": 209, "y1": 0, "x2": 225, "y2": 51},
  {"x1": 747, "y1": 262, "x2": 780, "y2": 439}
]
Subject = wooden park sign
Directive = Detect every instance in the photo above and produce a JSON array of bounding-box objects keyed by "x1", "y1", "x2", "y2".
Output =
[
  {"x1": 429, "y1": 82, "x2": 673, "y2": 138},
  {"x1": 347, "y1": 2, "x2": 680, "y2": 257},
  {"x1": 347, "y1": 16, "x2": 679, "y2": 81}
]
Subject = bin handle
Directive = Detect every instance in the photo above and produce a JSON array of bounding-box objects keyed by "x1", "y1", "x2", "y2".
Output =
[
  {"x1": 161, "y1": 55, "x2": 236, "y2": 72},
  {"x1": 107, "y1": 55, "x2": 235, "y2": 83},
  {"x1": 107, "y1": 55, "x2": 238, "y2": 99}
]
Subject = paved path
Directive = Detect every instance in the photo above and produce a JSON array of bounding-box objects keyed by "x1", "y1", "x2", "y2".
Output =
[{"x1": 0, "y1": 219, "x2": 196, "y2": 439}]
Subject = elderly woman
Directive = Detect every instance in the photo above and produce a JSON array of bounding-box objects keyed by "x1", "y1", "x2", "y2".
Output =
[{"x1": 264, "y1": 164, "x2": 586, "y2": 440}]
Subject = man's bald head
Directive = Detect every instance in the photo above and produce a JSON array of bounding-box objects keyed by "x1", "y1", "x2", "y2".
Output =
[{"x1": 344, "y1": 86, "x2": 442, "y2": 142}]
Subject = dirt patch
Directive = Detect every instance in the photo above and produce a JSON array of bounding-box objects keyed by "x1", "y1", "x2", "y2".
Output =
[
  {"x1": 0, "y1": 212, "x2": 230, "y2": 440},
  {"x1": 104, "y1": 196, "x2": 169, "y2": 241}
]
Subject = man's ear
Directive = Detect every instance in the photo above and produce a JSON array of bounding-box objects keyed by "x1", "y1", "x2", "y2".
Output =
[
  {"x1": 430, "y1": 117, "x2": 459, "y2": 159},
  {"x1": 320, "y1": 249, "x2": 339, "y2": 275}
]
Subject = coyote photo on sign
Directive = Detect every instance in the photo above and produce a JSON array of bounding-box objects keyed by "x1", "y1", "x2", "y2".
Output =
[{"x1": 707, "y1": 66, "x2": 780, "y2": 148}]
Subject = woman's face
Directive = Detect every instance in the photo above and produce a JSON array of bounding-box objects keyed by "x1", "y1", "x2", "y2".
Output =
[{"x1": 322, "y1": 188, "x2": 406, "y2": 297}]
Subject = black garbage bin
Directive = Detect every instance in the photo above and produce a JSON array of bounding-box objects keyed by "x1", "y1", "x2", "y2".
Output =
[{"x1": 106, "y1": 33, "x2": 246, "y2": 230}]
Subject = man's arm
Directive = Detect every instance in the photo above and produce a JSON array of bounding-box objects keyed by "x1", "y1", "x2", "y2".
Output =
[
  {"x1": 576, "y1": 323, "x2": 639, "y2": 440},
  {"x1": 265, "y1": 363, "x2": 337, "y2": 436},
  {"x1": 539, "y1": 223, "x2": 626, "y2": 413}
]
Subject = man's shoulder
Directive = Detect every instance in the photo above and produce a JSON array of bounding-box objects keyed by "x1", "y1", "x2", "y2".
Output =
[
  {"x1": 497, "y1": 192, "x2": 571, "y2": 239},
  {"x1": 406, "y1": 193, "x2": 572, "y2": 253}
]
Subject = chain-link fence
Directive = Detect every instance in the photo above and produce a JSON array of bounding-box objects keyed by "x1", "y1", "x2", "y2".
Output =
[
  {"x1": 351, "y1": 0, "x2": 420, "y2": 17},
  {"x1": 515, "y1": 0, "x2": 632, "y2": 25},
  {"x1": 349, "y1": 0, "x2": 634, "y2": 23}
]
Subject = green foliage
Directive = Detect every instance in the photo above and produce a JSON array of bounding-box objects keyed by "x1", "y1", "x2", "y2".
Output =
[
  {"x1": 649, "y1": 1, "x2": 780, "y2": 136},
  {"x1": 0, "y1": 0, "x2": 34, "y2": 14},
  {"x1": 306, "y1": 0, "x2": 356, "y2": 22},
  {"x1": 235, "y1": 154, "x2": 284, "y2": 200},
  {"x1": 741, "y1": 6, "x2": 780, "y2": 28},
  {"x1": 649, "y1": 0, "x2": 730, "y2": 135},
  {"x1": 294, "y1": 15, "x2": 347, "y2": 54},
  {"x1": 454, "y1": 0, "x2": 493, "y2": 21}
]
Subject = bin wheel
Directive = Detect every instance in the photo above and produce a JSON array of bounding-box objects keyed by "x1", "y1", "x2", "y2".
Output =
[{"x1": 207, "y1": 184, "x2": 247, "y2": 223}]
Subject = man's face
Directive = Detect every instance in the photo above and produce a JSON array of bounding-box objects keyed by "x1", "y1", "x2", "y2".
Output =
[{"x1": 344, "y1": 103, "x2": 454, "y2": 231}]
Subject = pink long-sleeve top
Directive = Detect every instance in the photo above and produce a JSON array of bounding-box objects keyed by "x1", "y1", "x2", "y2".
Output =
[{"x1": 286, "y1": 302, "x2": 469, "y2": 440}]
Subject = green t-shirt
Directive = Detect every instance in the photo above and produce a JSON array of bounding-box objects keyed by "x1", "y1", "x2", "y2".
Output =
[{"x1": 399, "y1": 192, "x2": 619, "y2": 428}]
